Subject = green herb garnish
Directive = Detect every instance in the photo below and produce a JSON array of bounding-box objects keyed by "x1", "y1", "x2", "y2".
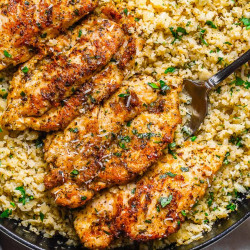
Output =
[
  {"x1": 0, "y1": 209, "x2": 12, "y2": 218},
  {"x1": 40, "y1": 212, "x2": 45, "y2": 222},
  {"x1": 3, "y1": 50, "x2": 12, "y2": 58},
  {"x1": 22, "y1": 66, "x2": 29, "y2": 74},
  {"x1": 205, "y1": 20, "x2": 217, "y2": 29},
  {"x1": 181, "y1": 167, "x2": 189, "y2": 172},
  {"x1": 159, "y1": 195, "x2": 173, "y2": 208},
  {"x1": 164, "y1": 67, "x2": 176, "y2": 74}
]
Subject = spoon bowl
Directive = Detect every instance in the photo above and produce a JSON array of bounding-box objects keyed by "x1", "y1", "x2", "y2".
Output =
[{"x1": 183, "y1": 49, "x2": 250, "y2": 138}]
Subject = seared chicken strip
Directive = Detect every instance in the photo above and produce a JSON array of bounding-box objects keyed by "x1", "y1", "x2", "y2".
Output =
[
  {"x1": 2, "y1": 6, "x2": 139, "y2": 131},
  {"x1": 44, "y1": 75, "x2": 158, "y2": 187},
  {"x1": 74, "y1": 142, "x2": 226, "y2": 249},
  {"x1": 0, "y1": 0, "x2": 98, "y2": 70},
  {"x1": 44, "y1": 77, "x2": 182, "y2": 208}
]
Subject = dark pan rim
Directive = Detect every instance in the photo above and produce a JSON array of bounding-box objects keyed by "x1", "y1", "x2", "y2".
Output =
[{"x1": 0, "y1": 204, "x2": 249, "y2": 250}]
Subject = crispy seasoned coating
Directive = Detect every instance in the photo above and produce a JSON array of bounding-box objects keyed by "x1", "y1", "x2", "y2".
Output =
[
  {"x1": 74, "y1": 142, "x2": 226, "y2": 249},
  {"x1": 2, "y1": 7, "x2": 140, "y2": 131},
  {"x1": 44, "y1": 77, "x2": 182, "y2": 208},
  {"x1": 0, "y1": 0, "x2": 98, "y2": 70},
  {"x1": 44, "y1": 75, "x2": 158, "y2": 187},
  {"x1": 26, "y1": 63, "x2": 123, "y2": 131}
]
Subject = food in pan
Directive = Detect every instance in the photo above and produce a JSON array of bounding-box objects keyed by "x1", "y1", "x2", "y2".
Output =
[
  {"x1": 0, "y1": 0, "x2": 249, "y2": 249},
  {"x1": 74, "y1": 142, "x2": 226, "y2": 249},
  {"x1": 44, "y1": 76, "x2": 181, "y2": 208},
  {"x1": 1, "y1": 5, "x2": 140, "y2": 131},
  {"x1": 0, "y1": 0, "x2": 98, "y2": 70}
]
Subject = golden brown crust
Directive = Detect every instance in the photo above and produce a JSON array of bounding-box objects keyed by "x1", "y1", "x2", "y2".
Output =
[
  {"x1": 74, "y1": 142, "x2": 226, "y2": 248},
  {"x1": 1, "y1": 6, "x2": 139, "y2": 132},
  {"x1": 0, "y1": 0, "x2": 98, "y2": 69},
  {"x1": 43, "y1": 76, "x2": 182, "y2": 208}
]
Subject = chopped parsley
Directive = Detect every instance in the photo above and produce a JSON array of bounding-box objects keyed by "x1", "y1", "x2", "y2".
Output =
[
  {"x1": 226, "y1": 203, "x2": 236, "y2": 211},
  {"x1": 69, "y1": 127, "x2": 79, "y2": 133},
  {"x1": 205, "y1": 20, "x2": 217, "y2": 29},
  {"x1": 81, "y1": 196, "x2": 87, "y2": 200},
  {"x1": 40, "y1": 212, "x2": 45, "y2": 222},
  {"x1": 119, "y1": 142, "x2": 127, "y2": 149},
  {"x1": 164, "y1": 67, "x2": 176, "y2": 74},
  {"x1": 10, "y1": 202, "x2": 15, "y2": 207},
  {"x1": 181, "y1": 210, "x2": 187, "y2": 216},
  {"x1": 147, "y1": 82, "x2": 159, "y2": 89},
  {"x1": 159, "y1": 195, "x2": 173, "y2": 208},
  {"x1": 3, "y1": 50, "x2": 12, "y2": 58},
  {"x1": 118, "y1": 135, "x2": 131, "y2": 142},
  {"x1": 182, "y1": 126, "x2": 192, "y2": 136},
  {"x1": 1, "y1": 92, "x2": 8, "y2": 99},
  {"x1": 35, "y1": 137, "x2": 44, "y2": 148},
  {"x1": 118, "y1": 89, "x2": 130, "y2": 97},
  {"x1": 20, "y1": 91, "x2": 26, "y2": 97},
  {"x1": 191, "y1": 136, "x2": 197, "y2": 142},
  {"x1": 169, "y1": 150, "x2": 177, "y2": 159},
  {"x1": 74, "y1": 9, "x2": 79, "y2": 16},
  {"x1": 216, "y1": 57, "x2": 224, "y2": 64},
  {"x1": 240, "y1": 17, "x2": 250, "y2": 30},
  {"x1": 229, "y1": 135, "x2": 243, "y2": 147},
  {"x1": 70, "y1": 169, "x2": 79, "y2": 176},
  {"x1": 15, "y1": 186, "x2": 34, "y2": 205},
  {"x1": 21, "y1": 66, "x2": 29, "y2": 74},
  {"x1": 123, "y1": 8, "x2": 128, "y2": 16},
  {"x1": 160, "y1": 172, "x2": 177, "y2": 179},
  {"x1": 216, "y1": 86, "x2": 222, "y2": 94},
  {"x1": 40, "y1": 33, "x2": 47, "y2": 38},
  {"x1": 113, "y1": 152, "x2": 122, "y2": 157},
  {"x1": 134, "y1": 17, "x2": 140, "y2": 22},
  {"x1": 231, "y1": 76, "x2": 249, "y2": 89},
  {"x1": 181, "y1": 167, "x2": 189, "y2": 172},
  {"x1": 145, "y1": 219, "x2": 152, "y2": 223},
  {"x1": 78, "y1": 29, "x2": 82, "y2": 38},
  {"x1": 199, "y1": 29, "x2": 208, "y2": 45},
  {"x1": 169, "y1": 27, "x2": 187, "y2": 44},
  {"x1": 169, "y1": 142, "x2": 176, "y2": 149},
  {"x1": 224, "y1": 42, "x2": 232, "y2": 45},
  {"x1": 131, "y1": 188, "x2": 136, "y2": 194},
  {"x1": 159, "y1": 80, "x2": 170, "y2": 94},
  {"x1": 207, "y1": 192, "x2": 214, "y2": 207},
  {"x1": 126, "y1": 121, "x2": 132, "y2": 127},
  {"x1": 223, "y1": 152, "x2": 230, "y2": 165},
  {"x1": 0, "y1": 209, "x2": 12, "y2": 218}
]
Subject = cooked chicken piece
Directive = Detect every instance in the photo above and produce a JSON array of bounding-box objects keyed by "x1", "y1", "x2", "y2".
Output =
[
  {"x1": 44, "y1": 77, "x2": 182, "y2": 208},
  {"x1": 74, "y1": 142, "x2": 227, "y2": 249},
  {"x1": 2, "y1": 6, "x2": 139, "y2": 131},
  {"x1": 0, "y1": 0, "x2": 98, "y2": 70},
  {"x1": 26, "y1": 63, "x2": 124, "y2": 131},
  {"x1": 44, "y1": 75, "x2": 158, "y2": 187}
]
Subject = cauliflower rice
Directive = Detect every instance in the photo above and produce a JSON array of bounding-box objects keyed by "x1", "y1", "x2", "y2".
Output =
[{"x1": 0, "y1": 0, "x2": 249, "y2": 248}]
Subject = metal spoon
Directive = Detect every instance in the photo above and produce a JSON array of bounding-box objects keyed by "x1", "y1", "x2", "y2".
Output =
[{"x1": 183, "y1": 49, "x2": 250, "y2": 138}]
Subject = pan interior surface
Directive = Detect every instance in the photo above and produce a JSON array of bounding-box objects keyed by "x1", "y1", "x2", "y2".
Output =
[{"x1": 0, "y1": 198, "x2": 249, "y2": 250}]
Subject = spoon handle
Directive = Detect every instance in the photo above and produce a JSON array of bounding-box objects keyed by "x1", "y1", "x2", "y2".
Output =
[{"x1": 205, "y1": 49, "x2": 250, "y2": 89}]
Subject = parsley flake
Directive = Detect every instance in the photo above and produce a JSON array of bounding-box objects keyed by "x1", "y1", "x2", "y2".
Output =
[{"x1": 159, "y1": 195, "x2": 173, "y2": 208}]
